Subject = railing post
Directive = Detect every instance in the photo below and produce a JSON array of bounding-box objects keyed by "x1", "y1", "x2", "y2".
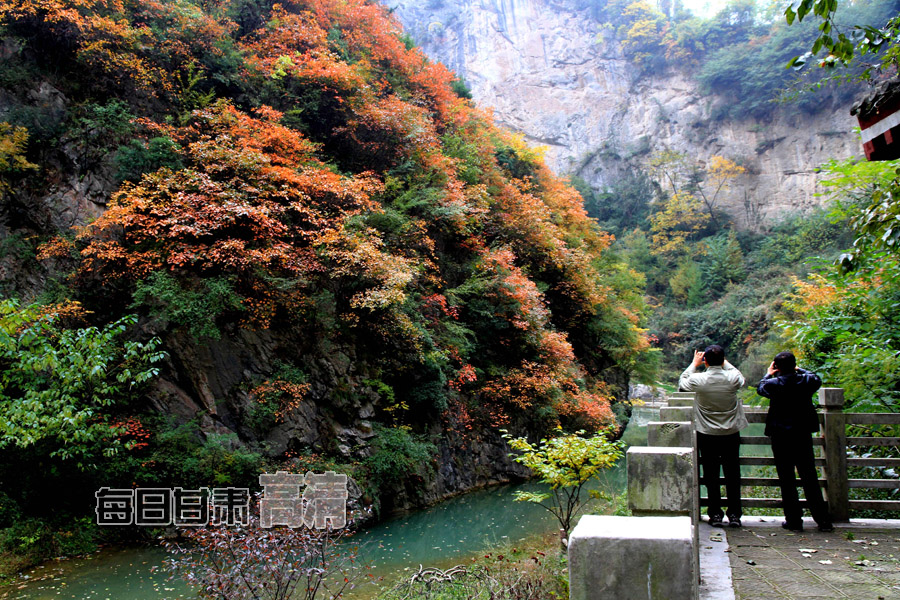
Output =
[
  {"x1": 691, "y1": 427, "x2": 699, "y2": 587},
  {"x1": 820, "y1": 388, "x2": 849, "y2": 522}
]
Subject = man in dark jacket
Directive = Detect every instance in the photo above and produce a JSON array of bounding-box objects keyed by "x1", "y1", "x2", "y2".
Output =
[{"x1": 756, "y1": 351, "x2": 833, "y2": 532}]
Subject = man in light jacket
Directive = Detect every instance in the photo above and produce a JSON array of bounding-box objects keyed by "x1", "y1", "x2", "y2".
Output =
[{"x1": 679, "y1": 344, "x2": 747, "y2": 527}]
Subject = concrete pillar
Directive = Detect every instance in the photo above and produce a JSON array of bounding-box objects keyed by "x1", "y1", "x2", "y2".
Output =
[
  {"x1": 667, "y1": 396, "x2": 694, "y2": 407},
  {"x1": 660, "y1": 406, "x2": 693, "y2": 421},
  {"x1": 647, "y1": 421, "x2": 693, "y2": 447},
  {"x1": 569, "y1": 515, "x2": 696, "y2": 600},
  {"x1": 627, "y1": 447, "x2": 694, "y2": 515}
]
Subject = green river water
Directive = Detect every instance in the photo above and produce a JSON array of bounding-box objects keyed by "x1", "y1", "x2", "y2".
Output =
[{"x1": 4, "y1": 407, "x2": 657, "y2": 599}]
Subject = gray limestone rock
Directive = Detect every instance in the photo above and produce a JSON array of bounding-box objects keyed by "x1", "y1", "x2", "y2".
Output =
[{"x1": 386, "y1": 0, "x2": 861, "y2": 231}]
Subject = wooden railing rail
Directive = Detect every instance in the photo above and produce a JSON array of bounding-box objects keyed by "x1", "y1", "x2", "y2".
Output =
[{"x1": 694, "y1": 388, "x2": 900, "y2": 521}]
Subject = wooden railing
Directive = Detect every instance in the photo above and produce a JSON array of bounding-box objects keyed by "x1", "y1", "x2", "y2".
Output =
[{"x1": 697, "y1": 388, "x2": 900, "y2": 521}]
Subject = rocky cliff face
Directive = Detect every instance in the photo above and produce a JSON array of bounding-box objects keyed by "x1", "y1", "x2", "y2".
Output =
[
  {"x1": 148, "y1": 325, "x2": 529, "y2": 514},
  {"x1": 386, "y1": 0, "x2": 862, "y2": 228}
]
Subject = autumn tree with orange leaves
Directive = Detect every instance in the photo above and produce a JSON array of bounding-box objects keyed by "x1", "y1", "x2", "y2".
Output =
[
  {"x1": 20, "y1": 0, "x2": 652, "y2": 438},
  {"x1": 0, "y1": 0, "x2": 655, "y2": 544}
]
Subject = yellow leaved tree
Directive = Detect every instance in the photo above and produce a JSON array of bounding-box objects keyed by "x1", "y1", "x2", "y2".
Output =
[
  {"x1": 697, "y1": 155, "x2": 746, "y2": 228},
  {"x1": 646, "y1": 149, "x2": 746, "y2": 237},
  {"x1": 649, "y1": 192, "x2": 710, "y2": 256},
  {"x1": 0, "y1": 123, "x2": 37, "y2": 199}
]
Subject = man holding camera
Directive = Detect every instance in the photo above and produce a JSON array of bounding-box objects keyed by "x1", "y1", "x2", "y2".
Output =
[
  {"x1": 679, "y1": 345, "x2": 747, "y2": 528},
  {"x1": 756, "y1": 351, "x2": 833, "y2": 532}
]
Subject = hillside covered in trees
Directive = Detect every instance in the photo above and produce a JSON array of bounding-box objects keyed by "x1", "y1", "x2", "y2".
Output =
[
  {"x1": 0, "y1": 0, "x2": 654, "y2": 569},
  {"x1": 389, "y1": 0, "x2": 900, "y2": 443},
  {"x1": 579, "y1": 0, "x2": 899, "y2": 115}
]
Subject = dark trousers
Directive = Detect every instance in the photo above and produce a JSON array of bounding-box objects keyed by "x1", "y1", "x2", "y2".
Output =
[
  {"x1": 770, "y1": 431, "x2": 831, "y2": 526},
  {"x1": 698, "y1": 431, "x2": 742, "y2": 518}
]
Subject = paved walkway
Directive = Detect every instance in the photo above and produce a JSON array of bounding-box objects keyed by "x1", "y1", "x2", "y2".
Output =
[{"x1": 701, "y1": 517, "x2": 900, "y2": 600}]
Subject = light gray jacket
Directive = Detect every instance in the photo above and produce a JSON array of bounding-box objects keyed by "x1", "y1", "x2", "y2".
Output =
[{"x1": 679, "y1": 361, "x2": 748, "y2": 435}]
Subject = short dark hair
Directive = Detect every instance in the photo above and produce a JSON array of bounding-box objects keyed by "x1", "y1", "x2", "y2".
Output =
[
  {"x1": 703, "y1": 345, "x2": 725, "y2": 366},
  {"x1": 773, "y1": 351, "x2": 796, "y2": 372}
]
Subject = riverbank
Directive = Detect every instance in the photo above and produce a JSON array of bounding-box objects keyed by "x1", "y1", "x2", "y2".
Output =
[
  {"x1": 374, "y1": 529, "x2": 569, "y2": 600},
  {"x1": 1, "y1": 486, "x2": 627, "y2": 600},
  {"x1": 0, "y1": 478, "x2": 630, "y2": 598},
  {"x1": 0, "y1": 407, "x2": 650, "y2": 598}
]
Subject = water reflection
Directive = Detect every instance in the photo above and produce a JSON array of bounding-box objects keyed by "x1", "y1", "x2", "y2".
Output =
[{"x1": 2, "y1": 546, "x2": 190, "y2": 599}]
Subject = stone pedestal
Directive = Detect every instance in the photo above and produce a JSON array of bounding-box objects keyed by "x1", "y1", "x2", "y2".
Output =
[
  {"x1": 647, "y1": 421, "x2": 693, "y2": 447},
  {"x1": 667, "y1": 396, "x2": 694, "y2": 407},
  {"x1": 660, "y1": 406, "x2": 693, "y2": 421},
  {"x1": 568, "y1": 515, "x2": 696, "y2": 600},
  {"x1": 627, "y1": 447, "x2": 694, "y2": 515}
]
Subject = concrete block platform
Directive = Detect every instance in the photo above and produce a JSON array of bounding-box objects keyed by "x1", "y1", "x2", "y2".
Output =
[
  {"x1": 668, "y1": 396, "x2": 695, "y2": 407},
  {"x1": 661, "y1": 406, "x2": 693, "y2": 421},
  {"x1": 647, "y1": 421, "x2": 693, "y2": 447},
  {"x1": 627, "y1": 446, "x2": 694, "y2": 515},
  {"x1": 569, "y1": 515, "x2": 696, "y2": 600}
]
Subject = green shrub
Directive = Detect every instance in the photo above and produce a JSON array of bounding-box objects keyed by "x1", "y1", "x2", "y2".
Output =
[
  {"x1": 132, "y1": 271, "x2": 244, "y2": 340},
  {"x1": 129, "y1": 422, "x2": 267, "y2": 490},
  {"x1": 70, "y1": 100, "x2": 134, "y2": 142},
  {"x1": 0, "y1": 232, "x2": 35, "y2": 261},
  {"x1": 0, "y1": 516, "x2": 98, "y2": 560},
  {"x1": 50, "y1": 516, "x2": 99, "y2": 557},
  {"x1": 246, "y1": 360, "x2": 309, "y2": 434},
  {"x1": 4, "y1": 103, "x2": 67, "y2": 150},
  {"x1": 0, "y1": 302, "x2": 165, "y2": 468},
  {"x1": 669, "y1": 258, "x2": 703, "y2": 307},
  {"x1": 115, "y1": 137, "x2": 183, "y2": 183},
  {"x1": 0, "y1": 39, "x2": 39, "y2": 89},
  {"x1": 193, "y1": 433, "x2": 268, "y2": 487},
  {"x1": 0, "y1": 491, "x2": 20, "y2": 529},
  {"x1": 495, "y1": 146, "x2": 538, "y2": 181},
  {"x1": 246, "y1": 395, "x2": 281, "y2": 434},
  {"x1": 570, "y1": 171, "x2": 652, "y2": 236},
  {"x1": 505, "y1": 429, "x2": 624, "y2": 542},
  {"x1": 94, "y1": 417, "x2": 266, "y2": 491},
  {"x1": 361, "y1": 425, "x2": 436, "y2": 502},
  {"x1": 748, "y1": 208, "x2": 852, "y2": 270},
  {"x1": 700, "y1": 231, "x2": 746, "y2": 298},
  {"x1": 0, "y1": 519, "x2": 52, "y2": 557},
  {"x1": 450, "y1": 77, "x2": 473, "y2": 99}
]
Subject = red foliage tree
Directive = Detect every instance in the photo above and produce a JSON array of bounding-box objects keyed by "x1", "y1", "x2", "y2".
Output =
[{"x1": 63, "y1": 102, "x2": 404, "y2": 326}]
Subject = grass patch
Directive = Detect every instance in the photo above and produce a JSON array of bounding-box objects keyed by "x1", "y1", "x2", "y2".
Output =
[
  {"x1": 377, "y1": 531, "x2": 568, "y2": 599},
  {"x1": 655, "y1": 381, "x2": 677, "y2": 394}
]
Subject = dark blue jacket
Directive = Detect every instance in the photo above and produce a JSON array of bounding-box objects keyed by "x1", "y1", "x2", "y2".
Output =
[{"x1": 756, "y1": 368, "x2": 822, "y2": 437}]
